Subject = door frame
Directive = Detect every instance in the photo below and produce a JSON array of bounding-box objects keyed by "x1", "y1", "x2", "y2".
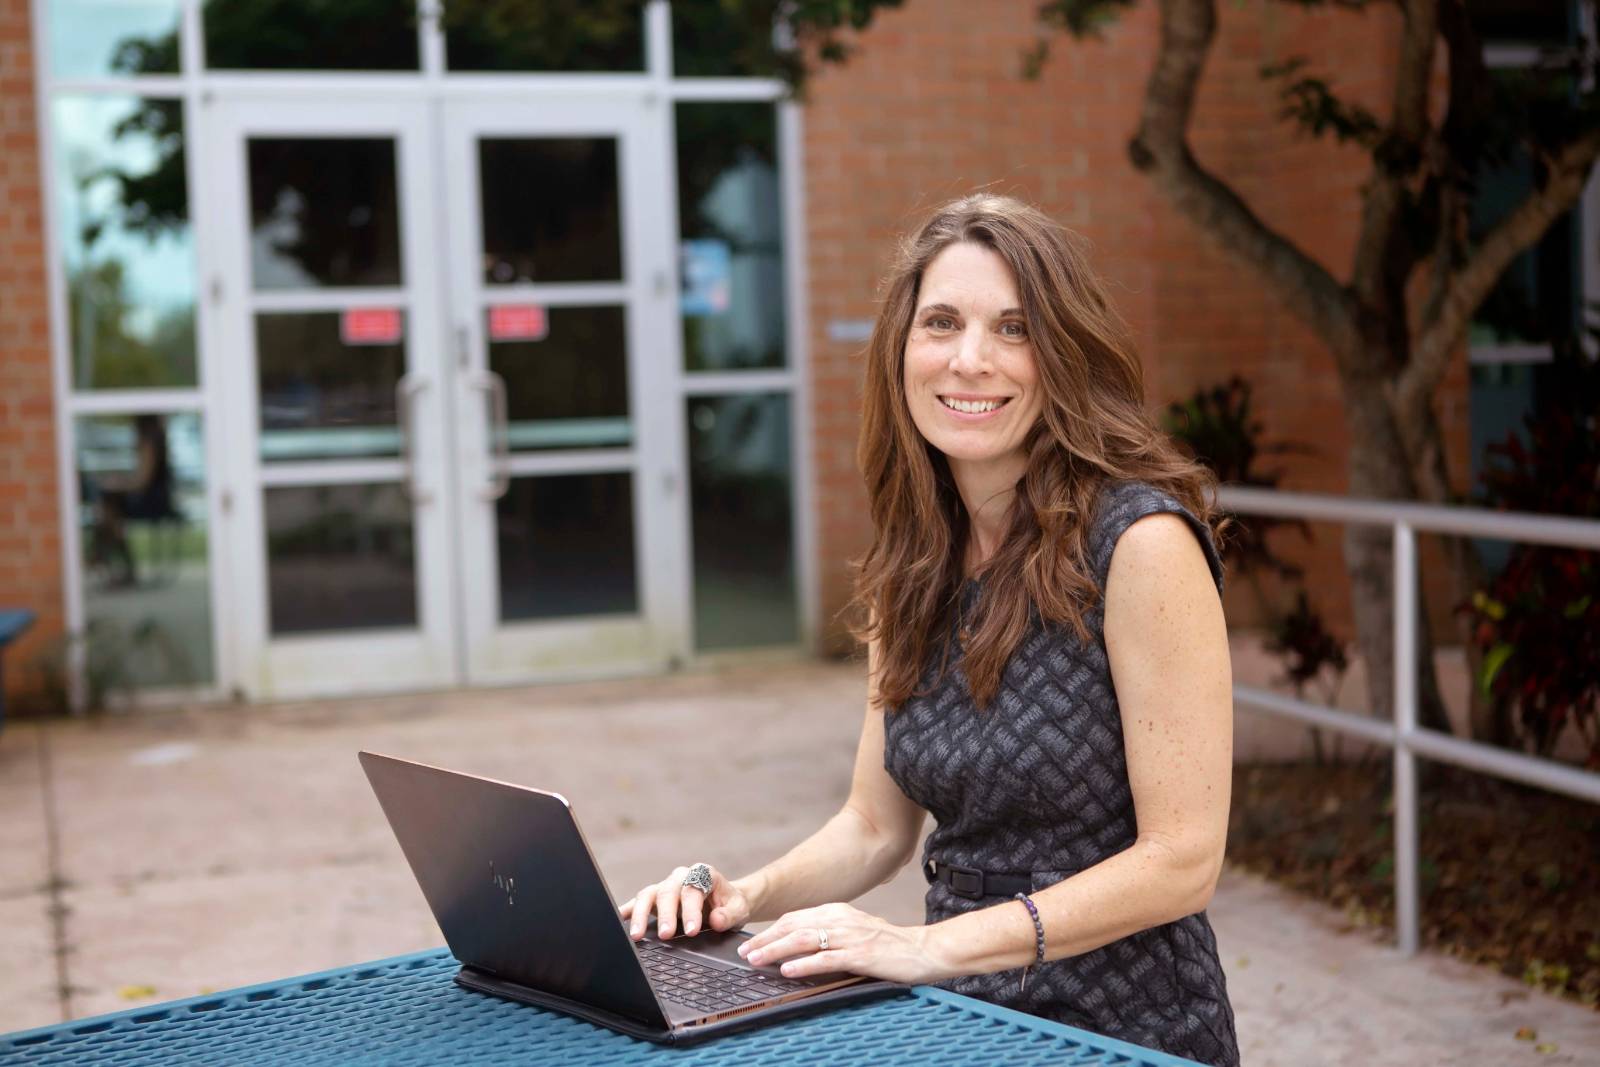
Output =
[
  {"x1": 39, "y1": 2, "x2": 818, "y2": 709},
  {"x1": 441, "y1": 92, "x2": 689, "y2": 686},
  {"x1": 207, "y1": 94, "x2": 460, "y2": 700}
]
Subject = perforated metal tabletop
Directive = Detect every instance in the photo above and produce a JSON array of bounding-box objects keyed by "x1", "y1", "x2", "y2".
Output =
[{"x1": 0, "y1": 948, "x2": 1203, "y2": 1066}]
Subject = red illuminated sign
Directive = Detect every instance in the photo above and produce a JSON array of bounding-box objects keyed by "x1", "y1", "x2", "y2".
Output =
[
  {"x1": 488, "y1": 304, "x2": 549, "y2": 342},
  {"x1": 340, "y1": 308, "x2": 404, "y2": 346}
]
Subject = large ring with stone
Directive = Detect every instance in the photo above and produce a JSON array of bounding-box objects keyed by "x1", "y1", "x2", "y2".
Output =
[
  {"x1": 681, "y1": 863, "x2": 714, "y2": 894},
  {"x1": 817, "y1": 928, "x2": 830, "y2": 951}
]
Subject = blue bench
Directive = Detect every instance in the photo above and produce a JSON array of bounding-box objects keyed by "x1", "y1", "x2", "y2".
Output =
[{"x1": 0, "y1": 609, "x2": 36, "y2": 729}]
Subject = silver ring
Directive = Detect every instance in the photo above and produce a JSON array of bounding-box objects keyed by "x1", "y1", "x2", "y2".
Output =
[
  {"x1": 681, "y1": 863, "x2": 714, "y2": 894},
  {"x1": 817, "y1": 928, "x2": 829, "y2": 951}
]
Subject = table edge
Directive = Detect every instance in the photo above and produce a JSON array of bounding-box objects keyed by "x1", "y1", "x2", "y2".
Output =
[{"x1": 2, "y1": 948, "x2": 1204, "y2": 1066}]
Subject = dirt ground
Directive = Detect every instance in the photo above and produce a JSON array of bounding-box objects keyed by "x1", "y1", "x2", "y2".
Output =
[{"x1": 1228, "y1": 761, "x2": 1600, "y2": 1014}]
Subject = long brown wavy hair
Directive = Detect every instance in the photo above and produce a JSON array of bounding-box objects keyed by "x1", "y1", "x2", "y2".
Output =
[{"x1": 850, "y1": 193, "x2": 1223, "y2": 711}]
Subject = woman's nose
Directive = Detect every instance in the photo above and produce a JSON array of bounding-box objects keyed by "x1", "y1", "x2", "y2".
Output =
[{"x1": 948, "y1": 327, "x2": 993, "y2": 375}]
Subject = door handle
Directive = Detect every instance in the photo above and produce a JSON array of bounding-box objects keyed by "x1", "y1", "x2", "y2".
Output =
[
  {"x1": 470, "y1": 369, "x2": 511, "y2": 501},
  {"x1": 395, "y1": 374, "x2": 431, "y2": 505}
]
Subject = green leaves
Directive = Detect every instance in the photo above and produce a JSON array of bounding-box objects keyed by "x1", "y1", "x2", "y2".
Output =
[
  {"x1": 1477, "y1": 642, "x2": 1513, "y2": 698},
  {"x1": 1036, "y1": 0, "x2": 1137, "y2": 40},
  {"x1": 1023, "y1": 0, "x2": 1136, "y2": 79},
  {"x1": 1259, "y1": 55, "x2": 1383, "y2": 148},
  {"x1": 1471, "y1": 591, "x2": 1507, "y2": 621}
]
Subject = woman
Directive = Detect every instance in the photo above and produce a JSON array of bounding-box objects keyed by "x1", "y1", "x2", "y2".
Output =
[{"x1": 621, "y1": 194, "x2": 1239, "y2": 1065}]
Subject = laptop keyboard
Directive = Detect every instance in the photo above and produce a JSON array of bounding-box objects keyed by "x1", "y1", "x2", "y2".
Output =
[{"x1": 637, "y1": 940, "x2": 811, "y2": 1014}]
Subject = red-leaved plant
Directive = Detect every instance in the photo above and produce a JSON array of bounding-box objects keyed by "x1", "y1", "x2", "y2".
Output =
[{"x1": 1463, "y1": 341, "x2": 1600, "y2": 766}]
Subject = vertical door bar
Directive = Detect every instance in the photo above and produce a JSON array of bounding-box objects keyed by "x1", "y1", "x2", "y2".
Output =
[{"x1": 1392, "y1": 520, "x2": 1419, "y2": 955}]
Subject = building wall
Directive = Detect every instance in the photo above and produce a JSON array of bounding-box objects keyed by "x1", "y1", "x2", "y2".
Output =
[
  {"x1": 0, "y1": 0, "x2": 1481, "y2": 704},
  {"x1": 802, "y1": 0, "x2": 1471, "y2": 654},
  {"x1": 0, "y1": 0, "x2": 63, "y2": 706}
]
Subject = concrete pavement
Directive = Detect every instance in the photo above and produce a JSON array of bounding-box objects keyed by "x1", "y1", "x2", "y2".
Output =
[{"x1": 0, "y1": 660, "x2": 1594, "y2": 1064}]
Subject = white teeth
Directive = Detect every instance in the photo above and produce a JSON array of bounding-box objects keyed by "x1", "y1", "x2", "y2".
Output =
[{"x1": 940, "y1": 396, "x2": 1005, "y2": 414}]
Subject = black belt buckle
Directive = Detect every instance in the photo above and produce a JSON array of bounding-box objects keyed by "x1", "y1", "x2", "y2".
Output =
[{"x1": 943, "y1": 862, "x2": 986, "y2": 900}]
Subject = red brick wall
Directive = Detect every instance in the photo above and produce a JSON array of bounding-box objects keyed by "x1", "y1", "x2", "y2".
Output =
[
  {"x1": 0, "y1": 0, "x2": 62, "y2": 706},
  {"x1": 803, "y1": 0, "x2": 1471, "y2": 653}
]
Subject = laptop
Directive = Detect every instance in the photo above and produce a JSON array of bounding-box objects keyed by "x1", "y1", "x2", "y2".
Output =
[{"x1": 359, "y1": 752, "x2": 907, "y2": 1044}]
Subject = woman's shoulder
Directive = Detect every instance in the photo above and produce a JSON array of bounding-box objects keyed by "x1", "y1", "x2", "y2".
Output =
[{"x1": 1086, "y1": 479, "x2": 1224, "y2": 595}]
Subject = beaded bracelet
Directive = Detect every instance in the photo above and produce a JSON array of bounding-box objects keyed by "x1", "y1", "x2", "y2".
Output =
[{"x1": 1012, "y1": 892, "x2": 1046, "y2": 993}]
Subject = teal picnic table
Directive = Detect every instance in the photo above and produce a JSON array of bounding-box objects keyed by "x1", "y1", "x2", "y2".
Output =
[
  {"x1": 0, "y1": 609, "x2": 35, "y2": 731},
  {"x1": 0, "y1": 948, "x2": 1206, "y2": 1066}
]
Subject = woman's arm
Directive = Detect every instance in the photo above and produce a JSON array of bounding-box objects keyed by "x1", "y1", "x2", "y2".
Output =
[
  {"x1": 735, "y1": 637, "x2": 927, "y2": 921},
  {"x1": 748, "y1": 512, "x2": 1232, "y2": 982},
  {"x1": 621, "y1": 637, "x2": 927, "y2": 939}
]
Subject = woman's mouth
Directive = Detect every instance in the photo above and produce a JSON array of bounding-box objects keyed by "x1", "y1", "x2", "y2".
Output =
[{"x1": 939, "y1": 395, "x2": 1011, "y2": 415}]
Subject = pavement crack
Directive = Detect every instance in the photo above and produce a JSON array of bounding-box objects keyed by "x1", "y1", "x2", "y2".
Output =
[{"x1": 37, "y1": 725, "x2": 73, "y2": 1022}]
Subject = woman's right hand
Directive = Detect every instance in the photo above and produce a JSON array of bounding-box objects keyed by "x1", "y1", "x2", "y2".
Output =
[{"x1": 618, "y1": 864, "x2": 752, "y2": 941}]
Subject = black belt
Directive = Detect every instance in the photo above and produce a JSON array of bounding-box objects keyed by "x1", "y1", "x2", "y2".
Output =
[{"x1": 923, "y1": 859, "x2": 1033, "y2": 901}]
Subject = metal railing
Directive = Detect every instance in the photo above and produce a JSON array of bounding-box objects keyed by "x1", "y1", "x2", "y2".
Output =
[{"x1": 1217, "y1": 486, "x2": 1600, "y2": 955}]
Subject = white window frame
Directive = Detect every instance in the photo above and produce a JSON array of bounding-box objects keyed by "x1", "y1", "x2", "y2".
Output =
[
  {"x1": 1471, "y1": 3, "x2": 1597, "y2": 366},
  {"x1": 33, "y1": 0, "x2": 817, "y2": 706}
]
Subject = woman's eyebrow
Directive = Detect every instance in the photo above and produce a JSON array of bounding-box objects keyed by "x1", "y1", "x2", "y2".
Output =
[{"x1": 916, "y1": 302, "x2": 1025, "y2": 318}]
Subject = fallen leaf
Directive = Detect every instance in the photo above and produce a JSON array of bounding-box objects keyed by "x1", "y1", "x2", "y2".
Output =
[
  {"x1": 1235, "y1": 956, "x2": 1250, "y2": 969},
  {"x1": 1534, "y1": 1043, "x2": 1558, "y2": 1055},
  {"x1": 117, "y1": 985, "x2": 157, "y2": 1000},
  {"x1": 1514, "y1": 1027, "x2": 1537, "y2": 1042}
]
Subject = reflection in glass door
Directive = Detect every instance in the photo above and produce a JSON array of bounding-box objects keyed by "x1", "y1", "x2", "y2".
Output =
[
  {"x1": 444, "y1": 97, "x2": 682, "y2": 683},
  {"x1": 212, "y1": 99, "x2": 457, "y2": 699}
]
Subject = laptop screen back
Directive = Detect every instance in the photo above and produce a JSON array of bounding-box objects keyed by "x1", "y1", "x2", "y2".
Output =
[{"x1": 359, "y1": 752, "x2": 663, "y2": 1025}]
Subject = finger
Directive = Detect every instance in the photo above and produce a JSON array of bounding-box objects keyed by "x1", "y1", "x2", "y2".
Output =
[
  {"x1": 738, "y1": 905, "x2": 820, "y2": 956},
  {"x1": 737, "y1": 918, "x2": 787, "y2": 957},
  {"x1": 732, "y1": 908, "x2": 806, "y2": 959},
  {"x1": 656, "y1": 877, "x2": 685, "y2": 940},
  {"x1": 708, "y1": 897, "x2": 742, "y2": 932},
  {"x1": 628, "y1": 886, "x2": 657, "y2": 940},
  {"x1": 744, "y1": 927, "x2": 825, "y2": 967},
  {"x1": 679, "y1": 885, "x2": 706, "y2": 936},
  {"x1": 778, "y1": 950, "x2": 843, "y2": 980},
  {"x1": 708, "y1": 874, "x2": 747, "y2": 931},
  {"x1": 618, "y1": 899, "x2": 634, "y2": 919}
]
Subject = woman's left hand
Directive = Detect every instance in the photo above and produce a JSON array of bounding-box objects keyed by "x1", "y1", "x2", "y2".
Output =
[{"x1": 736, "y1": 902, "x2": 949, "y2": 985}]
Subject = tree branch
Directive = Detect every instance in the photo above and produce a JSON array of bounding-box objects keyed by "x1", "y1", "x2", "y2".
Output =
[
  {"x1": 1414, "y1": 0, "x2": 1495, "y2": 336},
  {"x1": 1132, "y1": 0, "x2": 1366, "y2": 357},
  {"x1": 1395, "y1": 125, "x2": 1600, "y2": 415},
  {"x1": 1349, "y1": 0, "x2": 1437, "y2": 313}
]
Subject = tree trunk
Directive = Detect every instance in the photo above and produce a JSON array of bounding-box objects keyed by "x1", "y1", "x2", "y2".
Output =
[
  {"x1": 1394, "y1": 383, "x2": 1508, "y2": 745},
  {"x1": 1339, "y1": 377, "x2": 1456, "y2": 735}
]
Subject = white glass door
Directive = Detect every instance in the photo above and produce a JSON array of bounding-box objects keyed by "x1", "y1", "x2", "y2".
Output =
[
  {"x1": 443, "y1": 95, "x2": 685, "y2": 684},
  {"x1": 210, "y1": 97, "x2": 458, "y2": 699}
]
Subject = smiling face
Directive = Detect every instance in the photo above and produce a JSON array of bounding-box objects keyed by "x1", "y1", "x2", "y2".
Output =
[{"x1": 902, "y1": 241, "x2": 1043, "y2": 491}]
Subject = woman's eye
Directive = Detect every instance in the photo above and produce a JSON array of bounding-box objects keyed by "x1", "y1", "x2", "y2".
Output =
[
  {"x1": 1000, "y1": 321, "x2": 1027, "y2": 338},
  {"x1": 928, "y1": 317, "x2": 956, "y2": 330}
]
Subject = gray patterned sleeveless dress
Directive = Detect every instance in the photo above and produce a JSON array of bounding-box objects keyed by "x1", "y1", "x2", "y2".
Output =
[{"x1": 883, "y1": 480, "x2": 1240, "y2": 1066}]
